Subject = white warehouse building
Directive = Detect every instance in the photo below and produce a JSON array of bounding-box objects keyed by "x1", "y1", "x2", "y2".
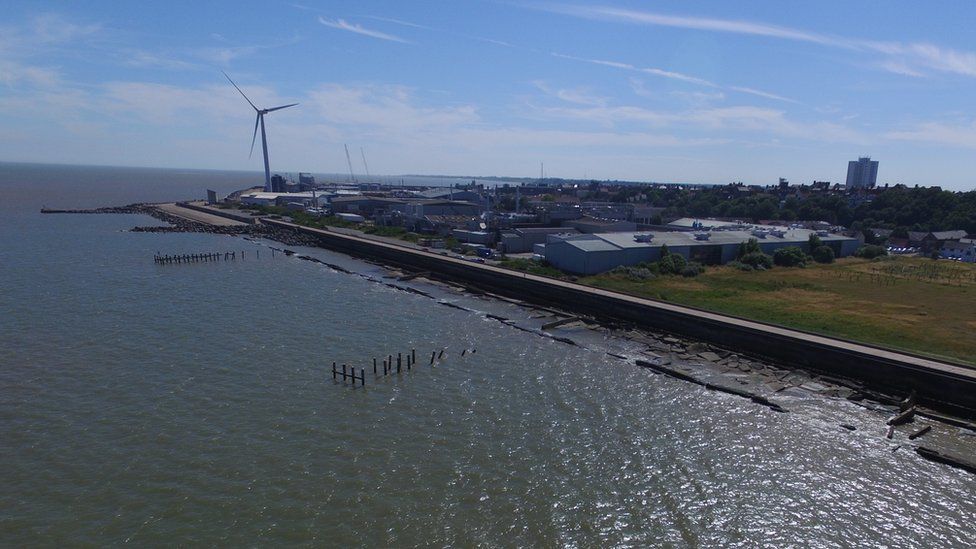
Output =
[{"x1": 542, "y1": 229, "x2": 860, "y2": 275}]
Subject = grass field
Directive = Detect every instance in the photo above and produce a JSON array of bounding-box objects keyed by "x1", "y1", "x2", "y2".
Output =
[{"x1": 580, "y1": 256, "x2": 976, "y2": 366}]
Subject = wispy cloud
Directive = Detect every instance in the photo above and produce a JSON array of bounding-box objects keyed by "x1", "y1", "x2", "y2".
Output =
[
  {"x1": 195, "y1": 45, "x2": 262, "y2": 65},
  {"x1": 362, "y1": 15, "x2": 434, "y2": 31},
  {"x1": 0, "y1": 13, "x2": 103, "y2": 90},
  {"x1": 363, "y1": 13, "x2": 515, "y2": 49},
  {"x1": 542, "y1": 4, "x2": 976, "y2": 79},
  {"x1": 318, "y1": 17, "x2": 410, "y2": 44},
  {"x1": 878, "y1": 60, "x2": 925, "y2": 78},
  {"x1": 552, "y1": 52, "x2": 797, "y2": 103},
  {"x1": 119, "y1": 50, "x2": 201, "y2": 71},
  {"x1": 866, "y1": 41, "x2": 976, "y2": 77},
  {"x1": 30, "y1": 13, "x2": 102, "y2": 44},
  {"x1": 524, "y1": 88, "x2": 867, "y2": 145},
  {"x1": 547, "y1": 5, "x2": 845, "y2": 47},
  {"x1": 886, "y1": 120, "x2": 976, "y2": 149},
  {"x1": 532, "y1": 80, "x2": 608, "y2": 106},
  {"x1": 0, "y1": 59, "x2": 61, "y2": 87},
  {"x1": 669, "y1": 89, "x2": 726, "y2": 105},
  {"x1": 552, "y1": 53, "x2": 717, "y2": 87},
  {"x1": 729, "y1": 86, "x2": 798, "y2": 104}
]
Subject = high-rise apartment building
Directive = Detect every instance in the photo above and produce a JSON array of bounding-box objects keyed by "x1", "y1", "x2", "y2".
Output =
[{"x1": 846, "y1": 157, "x2": 879, "y2": 189}]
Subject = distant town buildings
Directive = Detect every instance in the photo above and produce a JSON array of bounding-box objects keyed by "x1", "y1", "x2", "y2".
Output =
[
  {"x1": 223, "y1": 164, "x2": 976, "y2": 274},
  {"x1": 846, "y1": 157, "x2": 879, "y2": 190}
]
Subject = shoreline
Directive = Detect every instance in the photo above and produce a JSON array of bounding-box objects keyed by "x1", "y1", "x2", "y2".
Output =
[
  {"x1": 253, "y1": 227, "x2": 976, "y2": 474},
  {"x1": 257, "y1": 217, "x2": 976, "y2": 417},
  {"x1": 93, "y1": 201, "x2": 976, "y2": 417},
  {"x1": 53, "y1": 202, "x2": 976, "y2": 415},
  {"x1": 44, "y1": 201, "x2": 976, "y2": 473}
]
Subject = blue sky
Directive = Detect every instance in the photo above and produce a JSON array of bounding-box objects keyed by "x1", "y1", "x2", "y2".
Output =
[{"x1": 1, "y1": 1, "x2": 974, "y2": 190}]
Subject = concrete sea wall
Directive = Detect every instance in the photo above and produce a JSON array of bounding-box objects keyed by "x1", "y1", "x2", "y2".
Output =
[
  {"x1": 178, "y1": 202, "x2": 258, "y2": 224},
  {"x1": 262, "y1": 219, "x2": 976, "y2": 418}
]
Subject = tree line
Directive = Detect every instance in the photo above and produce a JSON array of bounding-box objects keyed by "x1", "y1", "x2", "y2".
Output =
[{"x1": 621, "y1": 185, "x2": 976, "y2": 234}]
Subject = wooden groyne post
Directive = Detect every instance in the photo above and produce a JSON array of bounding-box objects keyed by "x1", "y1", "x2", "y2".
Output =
[
  {"x1": 332, "y1": 362, "x2": 365, "y2": 386},
  {"x1": 154, "y1": 251, "x2": 244, "y2": 265}
]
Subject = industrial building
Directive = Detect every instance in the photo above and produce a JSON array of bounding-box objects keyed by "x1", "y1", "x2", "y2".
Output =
[
  {"x1": 417, "y1": 187, "x2": 483, "y2": 202},
  {"x1": 240, "y1": 191, "x2": 330, "y2": 208},
  {"x1": 498, "y1": 227, "x2": 580, "y2": 254},
  {"x1": 543, "y1": 229, "x2": 860, "y2": 275},
  {"x1": 564, "y1": 216, "x2": 637, "y2": 233},
  {"x1": 391, "y1": 200, "x2": 483, "y2": 217},
  {"x1": 330, "y1": 196, "x2": 407, "y2": 215}
]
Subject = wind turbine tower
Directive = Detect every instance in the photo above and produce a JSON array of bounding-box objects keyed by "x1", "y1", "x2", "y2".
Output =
[{"x1": 223, "y1": 72, "x2": 298, "y2": 192}]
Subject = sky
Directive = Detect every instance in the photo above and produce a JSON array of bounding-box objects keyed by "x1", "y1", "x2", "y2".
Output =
[{"x1": 1, "y1": 1, "x2": 975, "y2": 190}]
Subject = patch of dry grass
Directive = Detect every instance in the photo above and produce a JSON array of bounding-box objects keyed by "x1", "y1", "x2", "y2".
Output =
[{"x1": 583, "y1": 257, "x2": 976, "y2": 365}]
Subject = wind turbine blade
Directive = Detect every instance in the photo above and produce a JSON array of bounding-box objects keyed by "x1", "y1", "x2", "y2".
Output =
[
  {"x1": 265, "y1": 103, "x2": 299, "y2": 113},
  {"x1": 249, "y1": 114, "x2": 260, "y2": 159},
  {"x1": 222, "y1": 70, "x2": 258, "y2": 111}
]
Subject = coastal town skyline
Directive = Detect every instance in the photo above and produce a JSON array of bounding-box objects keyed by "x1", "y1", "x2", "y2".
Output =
[{"x1": 2, "y1": 1, "x2": 976, "y2": 190}]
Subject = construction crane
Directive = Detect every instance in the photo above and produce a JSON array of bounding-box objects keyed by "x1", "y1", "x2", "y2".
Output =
[
  {"x1": 344, "y1": 144, "x2": 357, "y2": 183},
  {"x1": 360, "y1": 147, "x2": 371, "y2": 179}
]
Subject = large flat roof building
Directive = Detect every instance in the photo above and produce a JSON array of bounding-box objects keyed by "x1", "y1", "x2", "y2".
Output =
[{"x1": 543, "y1": 229, "x2": 859, "y2": 275}]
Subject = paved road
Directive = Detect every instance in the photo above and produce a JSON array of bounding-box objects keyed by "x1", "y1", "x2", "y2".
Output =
[{"x1": 157, "y1": 203, "x2": 246, "y2": 226}]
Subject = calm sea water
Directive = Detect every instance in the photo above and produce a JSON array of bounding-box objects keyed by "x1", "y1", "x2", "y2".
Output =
[{"x1": 1, "y1": 163, "x2": 975, "y2": 546}]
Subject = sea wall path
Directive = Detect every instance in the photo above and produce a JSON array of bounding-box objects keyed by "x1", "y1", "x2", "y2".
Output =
[{"x1": 200, "y1": 209, "x2": 976, "y2": 417}]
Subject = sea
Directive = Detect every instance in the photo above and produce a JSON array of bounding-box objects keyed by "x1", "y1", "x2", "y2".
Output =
[{"x1": 1, "y1": 162, "x2": 974, "y2": 546}]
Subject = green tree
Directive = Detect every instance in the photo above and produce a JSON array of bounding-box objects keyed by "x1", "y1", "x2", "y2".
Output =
[
  {"x1": 808, "y1": 233, "x2": 823, "y2": 250},
  {"x1": 812, "y1": 245, "x2": 835, "y2": 263},
  {"x1": 855, "y1": 245, "x2": 887, "y2": 259},
  {"x1": 658, "y1": 253, "x2": 687, "y2": 274},
  {"x1": 737, "y1": 238, "x2": 761, "y2": 258},
  {"x1": 740, "y1": 251, "x2": 774, "y2": 270},
  {"x1": 773, "y1": 246, "x2": 808, "y2": 267}
]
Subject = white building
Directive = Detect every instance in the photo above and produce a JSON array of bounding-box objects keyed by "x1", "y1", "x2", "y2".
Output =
[{"x1": 543, "y1": 229, "x2": 860, "y2": 275}]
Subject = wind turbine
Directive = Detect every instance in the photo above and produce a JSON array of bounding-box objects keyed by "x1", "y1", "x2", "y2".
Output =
[{"x1": 223, "y1": 71, "x2": 298, "y2": 192}]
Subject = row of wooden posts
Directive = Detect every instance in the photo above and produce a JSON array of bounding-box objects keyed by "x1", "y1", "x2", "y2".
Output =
[
  {"x1": 332, "y1": 347, "x2": 476, "y2": 387},
  {"x1": 153, "y1": 249, "x2": 277, "y2": 264}
]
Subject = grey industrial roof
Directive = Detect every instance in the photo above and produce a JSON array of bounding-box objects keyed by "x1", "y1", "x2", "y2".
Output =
[
  {"x1": 577, "y1": 229, "x2": 856, "y2": 250},
  {"x1": 418, "y1": 188, "x2": 480, "y2": 198},
  {"x1": 668, "y1": 217, "x2": 747, "y2": 229},
  {"x1": 931, "y1": 230, "x2": 968, "y2": 240},
  {"x1": 330, "y1": 195, "x2": 406, "y2": 204},
  {"x1": 565, "y1": 239, "x2": 622, "y2": 252},
  {"x1": 516, "y1": 227, "x2": 580, "y2": 234},
  {"x1": 568, "y1": 216, "x2": 630, "y2": 226}
]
